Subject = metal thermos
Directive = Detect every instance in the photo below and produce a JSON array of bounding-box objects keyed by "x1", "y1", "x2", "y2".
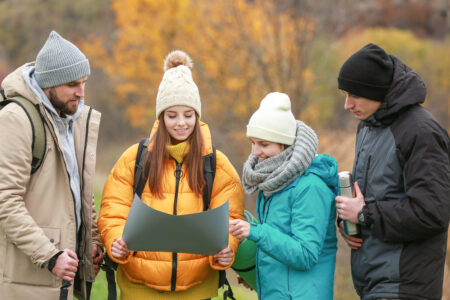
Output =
[{"x1": 338, "y1": 171, "x2": 360, "y2": 236}]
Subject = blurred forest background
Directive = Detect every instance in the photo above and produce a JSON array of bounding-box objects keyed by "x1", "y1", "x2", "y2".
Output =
[{"x1": 0, "y1": 0, "x2": 448, "y2": 299}]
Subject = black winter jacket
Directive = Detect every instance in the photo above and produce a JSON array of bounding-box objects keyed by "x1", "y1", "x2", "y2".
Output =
[{"x1": 351, "y1": 56, "x2": 450, "y2": 300}]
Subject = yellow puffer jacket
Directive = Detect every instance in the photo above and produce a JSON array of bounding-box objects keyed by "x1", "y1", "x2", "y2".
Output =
[{"x1": 98, "y1": 121, "x2": 244, "y2": 292}]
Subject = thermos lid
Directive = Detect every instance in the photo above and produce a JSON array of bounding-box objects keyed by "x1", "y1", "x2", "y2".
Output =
[{"x1": 338, "y1": 171, "x2": 352, "y2": 187}]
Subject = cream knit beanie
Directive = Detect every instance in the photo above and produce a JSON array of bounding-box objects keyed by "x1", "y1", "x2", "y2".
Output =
[
  {"x1": 155, "y1": 50, "x2": 201, "y2": 118},
  {"x1": 247, "y1": 92, "x2": 297, "y2": 145}
]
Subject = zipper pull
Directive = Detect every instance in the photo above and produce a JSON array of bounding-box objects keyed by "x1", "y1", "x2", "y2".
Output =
[{"x1": 174, "y1": 163, "x2": 183, "y2": 179}]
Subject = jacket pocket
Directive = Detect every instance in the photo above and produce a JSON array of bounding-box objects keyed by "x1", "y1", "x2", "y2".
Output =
[{"x1": 3, "y1": 227, "x2": 60, "y2": 287}]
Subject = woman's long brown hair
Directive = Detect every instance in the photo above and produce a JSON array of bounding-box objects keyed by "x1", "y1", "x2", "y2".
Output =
[{"x1": 143, "y1": 113, "x2": 205, "y2": 198}]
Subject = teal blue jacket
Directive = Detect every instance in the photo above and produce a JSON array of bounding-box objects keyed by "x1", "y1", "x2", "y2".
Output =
[{"x1": 248, "y1": 154, "x2": 338, "y2": 300}]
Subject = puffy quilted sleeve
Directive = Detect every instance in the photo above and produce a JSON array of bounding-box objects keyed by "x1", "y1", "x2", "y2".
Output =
[
  {"x1": 97, "y1": 143, "x2": 139, "y2": 264},
  {"x1": 208, "y1": 150, "x2": 244, "y2": 270}
]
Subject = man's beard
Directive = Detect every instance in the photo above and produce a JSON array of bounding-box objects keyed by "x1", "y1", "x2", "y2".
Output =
[{"x1": 48, "y1": 88, "x2": 80, "y2": 116}]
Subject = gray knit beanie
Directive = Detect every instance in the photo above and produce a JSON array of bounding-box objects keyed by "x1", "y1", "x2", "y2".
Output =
[{"x1": 35, "y1": 31, "x2": 90, "y2": 88}]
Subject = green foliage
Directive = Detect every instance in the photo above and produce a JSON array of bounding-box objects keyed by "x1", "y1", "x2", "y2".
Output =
[{"x1": 305, "y1": 28, "x2": 449, "y2": 129}]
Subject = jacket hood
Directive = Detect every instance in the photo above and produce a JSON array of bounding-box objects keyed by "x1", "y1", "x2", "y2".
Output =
[
  {"x1": 373, "y1": 55, "x2": 426, "y2": 123},
  {"x1": 304, "y1": 154, "x2": 339, "y2": 195},
  {"x1": 1, "y1": 63, "x2": 40, "y2": 104},
  {"x1": 148, "y1": 120, "x2": 214, "y2": 155},
  {"x1": 2, "y1": 63, "x2": 85, "y2": 121}
]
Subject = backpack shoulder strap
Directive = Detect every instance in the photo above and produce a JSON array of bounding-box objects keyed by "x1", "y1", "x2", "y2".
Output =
[
  {"x1": 202, "y1": 146, "x2": 216, "y2": 211},
  {"x1": 202, "y1": 147, "x2": 235, "y2": 298},
  {"x1": 100, "y1": 255, "x2": 118, "y2": 300},
  {"x1": 0, "y1": 95, "x2": 46, "y2": 174},
  {"x1": 134, "y1": 137, "x2": 150, "y2": 197}
]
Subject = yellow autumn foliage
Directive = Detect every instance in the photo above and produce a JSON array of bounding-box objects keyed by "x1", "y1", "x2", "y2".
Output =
[{"x1": 81, "y1": 0, "x2": 316, "y2": 135}]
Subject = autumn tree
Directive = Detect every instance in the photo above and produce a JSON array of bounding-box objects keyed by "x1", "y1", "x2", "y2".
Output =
[{"x1": 83, "y1": 0, "x2": 320, "y2": 161}]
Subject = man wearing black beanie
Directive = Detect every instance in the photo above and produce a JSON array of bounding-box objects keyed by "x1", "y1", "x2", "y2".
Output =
[{"x1": 335, "y1": 43, "x2": 449, "y2": 300}]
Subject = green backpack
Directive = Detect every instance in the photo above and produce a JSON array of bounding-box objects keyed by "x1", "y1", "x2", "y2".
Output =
[{"x1": 0, "y1": 90, "x2": 46, "y2": 173}]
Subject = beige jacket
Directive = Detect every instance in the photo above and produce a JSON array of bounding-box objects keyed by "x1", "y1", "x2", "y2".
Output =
[{"x1": 0, "y1": 64, "x2": 101, "y2": 300}]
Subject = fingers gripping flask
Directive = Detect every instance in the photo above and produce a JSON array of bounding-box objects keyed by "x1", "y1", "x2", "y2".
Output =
[{"x1": 338, "y1": 171, "x2": 361, "y2": 235}]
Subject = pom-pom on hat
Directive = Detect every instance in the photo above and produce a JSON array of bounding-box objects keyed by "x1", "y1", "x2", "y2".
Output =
[
  {"x1": 35, "y1": 31, "x2": 90, "y2": 89},
  {"x1": 247, "y1": 92, "x2": 297, "y2": 145},
  {"x1": 338, "y1": 43, "x2": 394, "y2": 102},
  {"x1": 156, "y1": 50, "x2": 201, "y2": 118}
]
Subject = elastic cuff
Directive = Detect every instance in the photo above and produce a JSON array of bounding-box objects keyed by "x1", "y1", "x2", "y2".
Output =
[
  {"x1": 248, "y1": 223, "x2": 260, "y2": 241},
  {"x1": 362, "y1": 204, "x2": 373, "y2": 227}
]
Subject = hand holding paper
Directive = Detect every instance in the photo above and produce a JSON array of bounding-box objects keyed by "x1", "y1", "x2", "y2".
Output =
[
  {"x1": 112, "y1": 237, "x2": 130, "y2": 259},
  {"x1": 229, "y1": 219, "x2": 251, "y2": 239},
  {"x1": 213, "y1": 247, "x2": 233, "y2": 266}
]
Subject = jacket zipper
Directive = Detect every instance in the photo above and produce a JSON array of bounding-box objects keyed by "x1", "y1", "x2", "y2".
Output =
[
  {"x1": 171, "y1": 161, "x2": 183, "y2": 291},
  {"x1": 78, "y1": 107, "x2": 92, "y2": 269},
  {"x1": 39, "y1": 106, "x2": 82, "y2": 255},
  {"x1": 262, "y1": 197, "x2": 273, "y2": 224},
  {"x1": 255, "y1": 193, "x2": 261, "y2": 296},
  {"x1": 256, "y1": 248, "x2": 261, "y2": 297},
  {"x1": 363, "y1": 155, "x2": 371, "y2": 196},
  {"x1": 354, "y1": 127, "x2": 369, "y2": 173},
  {"x1": 287, "y1": 267, "x2": 292, "y2": 299}
]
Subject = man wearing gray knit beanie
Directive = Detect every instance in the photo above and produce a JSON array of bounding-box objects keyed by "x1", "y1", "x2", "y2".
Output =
[
  {"x1": 0, "y1": 31, "x2": 103, "y2": 300},
  {"x1": 336, "y1": 43, "x2": 449, "y2": 300}
]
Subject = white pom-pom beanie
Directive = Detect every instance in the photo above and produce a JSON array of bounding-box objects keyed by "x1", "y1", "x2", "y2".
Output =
[
  {"x1": 155, "y1": 50, "x2": 201, "y2": 118},
  {"x1": 247, "y1": 92, "x2": 297, "y2": 145}
]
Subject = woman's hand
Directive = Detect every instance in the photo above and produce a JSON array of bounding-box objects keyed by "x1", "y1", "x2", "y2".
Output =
[
  {"x1": 229, "y1": 219, "x2": 250, "y2": 239},
  {"x1": 111, "y1": 237, "x2": 130, "y2": 259},
  {"x1": 213, "y1": 247, "x2": 233, "y2": 266}
]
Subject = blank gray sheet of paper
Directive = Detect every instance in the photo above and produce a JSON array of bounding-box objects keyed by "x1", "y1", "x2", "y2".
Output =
[{"x1": 122, "y1": 194, "x2": 229, "y2": 255}]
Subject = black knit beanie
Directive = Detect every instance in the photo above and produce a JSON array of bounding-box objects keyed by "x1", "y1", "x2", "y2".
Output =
[{"x1": 338, "y1": 43, "x2": 394, "y2": 102}]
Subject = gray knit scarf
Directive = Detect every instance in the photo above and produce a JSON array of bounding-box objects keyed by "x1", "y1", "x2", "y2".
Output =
[{"x1": 242, "y1": 121, "x2": 318, "y2": 197}]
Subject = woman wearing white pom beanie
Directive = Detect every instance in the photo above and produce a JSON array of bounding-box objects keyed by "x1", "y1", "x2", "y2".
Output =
[
  {"x1": 230, "y1": 92, "x2": 339, "y2": 299},
  {"x1": 98, "y1": 50, "x2": 244, "y2": 299}
]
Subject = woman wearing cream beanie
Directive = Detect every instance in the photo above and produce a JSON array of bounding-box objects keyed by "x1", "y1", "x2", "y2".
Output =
[
  {"x1": 155, "y1": 50, "x2": 201, "y2": 118},
  {"x1": 99, "y1": 50, "x2": 244, "y2": 300},
  {"x1": 230, "y1": 92, "x2": 339, "y2": 299}
]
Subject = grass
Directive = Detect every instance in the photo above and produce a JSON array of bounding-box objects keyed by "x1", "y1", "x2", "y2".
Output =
[{"x1": 87, "y1": 272, "x2": 257, "y2": 300}]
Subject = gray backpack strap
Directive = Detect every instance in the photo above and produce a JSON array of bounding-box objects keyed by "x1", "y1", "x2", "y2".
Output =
[{"x1": 0, "y1": 95, "x2": 46, "y2": 173}]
